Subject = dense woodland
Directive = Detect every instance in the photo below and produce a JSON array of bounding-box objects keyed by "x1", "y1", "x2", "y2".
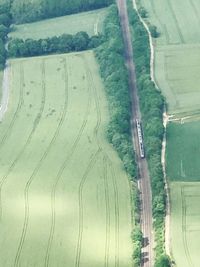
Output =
[
  {"x1": 127, "y1": 1, "x2": 171, "y2": 267},
  {"x1": 9, "y1": 0, "x2": 113, "y2": 23},
  {"x1": 0, "y1": 2, "x2": 11, "y2": 69}
]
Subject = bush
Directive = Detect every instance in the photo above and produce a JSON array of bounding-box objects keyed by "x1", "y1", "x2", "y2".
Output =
[{"x1": 149, "y1": 25, "x2": 159, "y2": 38}]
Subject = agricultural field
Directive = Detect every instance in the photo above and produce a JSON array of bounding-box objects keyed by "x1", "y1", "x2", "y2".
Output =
[
  {"x1": 140, "y1": 0, "x2": 200, "y2": 115},
  {"x1": 138, "y1": 0, "x2": 200, "y2": 266},
  {"x1": 9, "y1": 7, "x2": 108, "y2": 40},
  {"x1": 170, "y1": 182, "x2": 200, "y2": 267},
  {"x1": 166, "y1": 120, "x2": 200, "y2": 182},
  {"x1": 0, "y1": 51, "x2": 132, "y2": 266}
]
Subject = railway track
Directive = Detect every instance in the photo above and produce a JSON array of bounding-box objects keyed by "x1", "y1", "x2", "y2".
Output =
[{"x1": 116, "y1": 0, "x2": 154, "y2": 266}]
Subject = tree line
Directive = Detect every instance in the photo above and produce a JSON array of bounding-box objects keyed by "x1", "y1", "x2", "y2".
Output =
[
  {"x1": 8, "y1": 32, "x2": 102, "y2": 57},
  {"x1": 95, "y1": 5, "x2": 142, "y2": 267},
  {"x1": 127, "y1": 1, "x2": 171, "y2": 267},
  {"x1": 0, "y1": 2, "x2": 12, "y2": 69},
  {"x1": 10, "y1": 0, "x2": 113, "y2": 24}
]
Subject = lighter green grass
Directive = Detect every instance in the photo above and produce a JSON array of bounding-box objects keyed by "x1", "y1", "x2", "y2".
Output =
[
  {"x1": 170, "y1": 182, "x2": 200, "y2": 267},
  {"x1": 0, "y1": 51, "x2": 132, "y2": 266},
  {"x1": 9, "y1": 8, "x2": 108, "y2": 40},
  {"x1": 140, "y1": 0, "x2": 200, "y2": 115},
  {"x1": 166, "y1": 120, "x2": 200, "y2": 181}
]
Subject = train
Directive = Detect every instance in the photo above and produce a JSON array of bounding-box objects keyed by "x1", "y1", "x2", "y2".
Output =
[{"x1": 136, "y1": 119, "x2": 145, "y2": 158}]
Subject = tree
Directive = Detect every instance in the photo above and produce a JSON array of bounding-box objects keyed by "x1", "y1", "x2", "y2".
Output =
[
  {"x1": 73, "y1": 31, "x2": 90, "y2": 51},
  {"x1": 149, "y1": 25, "x2": 159, "y2": 38},
  {"x1": 139, "y1": 7, "x2": 147, "y2": 18},
  {"x1": 0, "y1": 13, "x2": 11, "y2": 27},
  {"x1": 0, "y1": 24, "x2": 8, "y2": 40},
  {"x1": 155, "y1": 255, "x2": 171, "y2": 267}
]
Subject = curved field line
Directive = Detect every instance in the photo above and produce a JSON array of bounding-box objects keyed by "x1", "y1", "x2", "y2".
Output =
[
  {"x1": 166, "y1": 0, "x2": 185, "y2": 43},
  {"x1": 103, "y1": 156, "x2": 110, "y2": 267},
  {"x1": 181, "y1": 186, "x2": 194, "y2": 267},
  {"x1": 84, "y1": 55, "x2": 119, "y2": 267},
  {"x1": 75, "y1": 150, "x2": 101, "y2": 267},
  {"x1": 0, "y1": 60, "x2": 46, "y2": 221},
  {"x1": 44, "y1": 62, "x2": 93, "y2": 267},
  {"x1": 107, "y1": 159, "x2": 119, "y2": 267},
  {"x1": 75, "y1": 55, "x2": 105, "y2": 267},
  {"x1": 14, "y1": 58, "x2": 69, "y2": 267},
  {"x1": 0, "y1": 62, "x2": 24, "y2": 149}
]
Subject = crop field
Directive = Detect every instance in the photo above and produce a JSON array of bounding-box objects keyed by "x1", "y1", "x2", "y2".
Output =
[
  {"x1": 138, "y1": 0, "x2": 200, "y2": 265},
  {"x1": 139, "y1": 0, "x2": 200, "y2": 115},
  {"x1": 0, "y1": 51, "x2": 132, "y2": 267},
  {"x1": 9, "y1": 8, "x2": 108, "y2": 40},
  {"x1": 170, "y1": 182, "x2": 200, "y2": 267},
  {"x1": 166, "y1": 120, "x2": 200, "y2": 181}
]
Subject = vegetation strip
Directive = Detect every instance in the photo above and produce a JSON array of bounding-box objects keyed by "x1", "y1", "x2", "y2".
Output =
[
  {"x1": 95, "y1": 4, "x2": 146, "y2": 267},
  {"x1": 8, "y1": 32, "x2": 102, "y2": 58},
  {"x1": 127, "y1": 0, "x2": 171, "y2": 266}
]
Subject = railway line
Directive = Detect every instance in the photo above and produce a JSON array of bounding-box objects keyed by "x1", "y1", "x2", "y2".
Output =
[{"x1": 116, "y1": 0, "x2": 154, "y2": 266}]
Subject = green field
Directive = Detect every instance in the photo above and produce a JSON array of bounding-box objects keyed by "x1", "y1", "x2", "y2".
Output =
[
  {"x1": 139, "y1": 0, "x2": 200, "y2": 265},
  {"x1": 170, "y1": 182, "x2": 200, "y2": 267},
  {"x1": 166, "y1": 120, "x2": 200, "y2": 181},
  {"x1": 0, "y1": 51, "x2": 132, "y2": 266},
  {"x1": 9, "y1": 8, "x2": 108, "y2": 40},
  {"x1": 140, "y1": 0, "x2": 200, "y2": 115}
]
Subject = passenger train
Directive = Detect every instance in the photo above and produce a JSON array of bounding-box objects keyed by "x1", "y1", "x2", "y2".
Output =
[{"x1": 136, "y1": 119, "x2": 145, "y2": 158}]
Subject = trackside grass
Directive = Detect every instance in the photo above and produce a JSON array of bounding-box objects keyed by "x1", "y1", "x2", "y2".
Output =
[
  {"x1": 0, "y1": 51, "x2": 132, "y2": 267},
  {"x1": 170, "y1": 182, "x2": 200, "y2": 267},
  {"x1": 9, "y1": 8, "x2": 108, "y2": 40}
]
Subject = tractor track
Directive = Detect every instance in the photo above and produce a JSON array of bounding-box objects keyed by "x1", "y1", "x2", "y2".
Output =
[
  {"x1": 14, "y1": 58, "x2": 69, "y2": 267},
  {"x1": 181, "y1": 186, "x2": 194, "y2": 267},
  {"x1": 75, "y1": 149, "x2": 101, "y2": 267},
  {"x1": 0, "y1": 60, "x2": 46, "y2": 221},
  {"x1": 44, "y1": 57, "x2": 93, "y2": 267},
  {"x1": 85, "y1": 55, "x2": 120, "y2": 267},
  {"x1": 103, "y1": 157, "x2": 110, "y2": 267}
]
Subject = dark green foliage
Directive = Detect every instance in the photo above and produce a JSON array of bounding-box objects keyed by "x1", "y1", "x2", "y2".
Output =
[
  {"x1": 0, "y1": 24, "x2": 9, "y2": 40},
  {"x1": 10, "y1": 0, "x2": 113, "y2": 24},
  {"x1": 149, "y1": 25, "x2": 159, "y2": 38},
  {"x1": 127, "y1": 1, "x2": 169, "y2": 266},
  {"x1": 0, "y1": 13, "x2": 11, "y2": 26},
  {"x1": 95, "y1": 5, "x2": 142, "y2": 267},
  {"x1": 73, "y1": 31, "x2": 90, "y2": 51},
  {"x1": 0, "y1": 6, "x2": 11, "y2": 70},
  {"x1": 95, "y1": 5, "x2": 136, "y2": 179},
  {"x1": 138, "y1": 7, "x2": 147, "y2": 18},
  {"x1": 155, "y1": 255, "x2": 171, "y2": 267},
  {"x1": 8, "y1": 32, "x2": 102, "y2": 57}
]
